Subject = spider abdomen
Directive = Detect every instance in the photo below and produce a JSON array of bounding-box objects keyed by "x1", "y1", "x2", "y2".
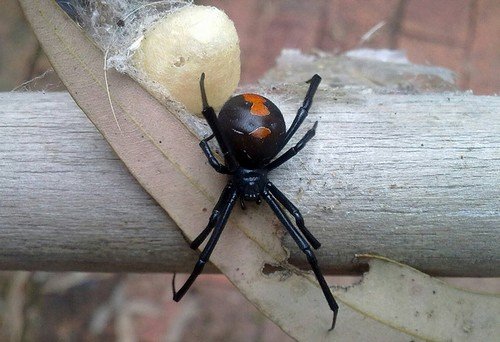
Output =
[{"x1": 218, "y1": 94, "x2": 286, "y2": 168}]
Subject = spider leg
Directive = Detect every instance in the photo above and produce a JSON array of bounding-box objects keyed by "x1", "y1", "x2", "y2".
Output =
[
  {"x1": 200, "y1": 134, "x2": 230, "y2": 174},
  {"x1": 263, "y1": 189, "x2": 339, "y2": 331},
  {"x1": 190, "y1": 183, "x2": 235, "y2": 250},
  {"x1": 266, "y1": 121, "x2": 318, "y2": 171},
  {"x1": 278, "y1": 74, "x2": 321, "y2": 151},
  {"x1": 240, "y1": 197, "x2": 247, "y2": 210},
  {"x1": 266, "y1": 182, "x2": 321, "y2": 249},
  {"x1": 173, "y1": 187, "x2": 238, "y2": 302},
  {"x1": 199, "y1": 73, "x2": 238, "y2": 170}
]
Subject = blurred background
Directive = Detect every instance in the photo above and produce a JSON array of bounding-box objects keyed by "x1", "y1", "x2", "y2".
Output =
[{"x1": 1, "y1": 0, "x2": 499, "y2": 341}]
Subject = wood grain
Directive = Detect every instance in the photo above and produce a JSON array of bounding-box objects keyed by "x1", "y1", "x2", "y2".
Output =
[
  {"x1": 1, "y1": 90, "x2": 498, "y2": 275},
  {"x1": 0, "y1": 92, "x2": 200, "y2": 272}
]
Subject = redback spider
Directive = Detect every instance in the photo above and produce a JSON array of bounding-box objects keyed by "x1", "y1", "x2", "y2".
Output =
[{"x1": 173, "y1": 73, "x2": 339, "y2": 330}]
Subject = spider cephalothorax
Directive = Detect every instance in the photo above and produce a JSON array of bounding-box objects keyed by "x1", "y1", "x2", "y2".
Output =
[{"x1": 173, "y1": 73, "x2": 339, "y2": 330}]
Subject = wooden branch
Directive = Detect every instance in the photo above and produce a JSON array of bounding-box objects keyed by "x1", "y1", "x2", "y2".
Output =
[
  {"x1": 1, "y1": 88, "x2": 498, "y2": 276},
  {"x1": 0, "y1": 92, "x2": 204, "y2": 272}
]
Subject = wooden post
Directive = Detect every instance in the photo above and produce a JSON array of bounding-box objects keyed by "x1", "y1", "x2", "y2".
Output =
[{"x1": 1, "y1": 84, "x2": 498, "y2": 275}]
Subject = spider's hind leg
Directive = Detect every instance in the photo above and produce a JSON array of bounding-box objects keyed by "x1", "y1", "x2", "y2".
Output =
[
  {"x1": 266, "y1": 121, "x2": 318, "y2": 171},
  {"x1": 278, "y1": 74, "x2": 321, "y2": 150},
  {"x1": 199, "y1": 73, "x2": 238, "y2": 170},
  {"x1": 173, "y1": 187, "x2": 238, "y2": 302},
  {"x1": 200, "y1": 134, "x2": 230, "y2": 174}
]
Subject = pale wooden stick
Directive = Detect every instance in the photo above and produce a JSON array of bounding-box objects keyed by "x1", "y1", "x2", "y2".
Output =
[{"x1": 1, "y1": 90, "x2": 498, "y2": 275}]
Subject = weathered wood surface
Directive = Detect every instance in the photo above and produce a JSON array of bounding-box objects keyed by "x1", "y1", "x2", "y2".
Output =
[
  {"x1": 0, "y1": 92, "x2": 203, "y2": 272},
  {"x1": 1, "y1": 89, "x2": 498, "y2": 275}
]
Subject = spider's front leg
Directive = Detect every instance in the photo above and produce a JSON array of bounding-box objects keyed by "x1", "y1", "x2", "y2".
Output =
[
  {"x1": 266, "y1": 182, "x2": 321, "y2": 249},
  {"x1": 173, "y1": 186, "x2": 238, "y2": 301},
  {"x1": 190, "y1": 183, "x2": 234, "y2": 250},
  {"x1": 262, "y1": 187, "x2": 339, "y2": 330}
]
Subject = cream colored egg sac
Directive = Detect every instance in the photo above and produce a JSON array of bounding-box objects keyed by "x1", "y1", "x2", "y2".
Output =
[{"x1": 133, "y1": 5, "x2": 241, "y2": 114}]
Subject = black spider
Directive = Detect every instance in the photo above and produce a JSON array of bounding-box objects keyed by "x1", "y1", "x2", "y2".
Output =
[{"x1": 173, "y1": 73, "x2": 338, "y2": 330}]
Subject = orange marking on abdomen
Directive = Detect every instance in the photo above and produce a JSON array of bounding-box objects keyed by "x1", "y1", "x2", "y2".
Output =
[
  {"x1": 243, "y1": 94, "x2": 270, "y2": 116},
  {"x1": 249, "y1": 126, "x2": 272, "y2": 139}
]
